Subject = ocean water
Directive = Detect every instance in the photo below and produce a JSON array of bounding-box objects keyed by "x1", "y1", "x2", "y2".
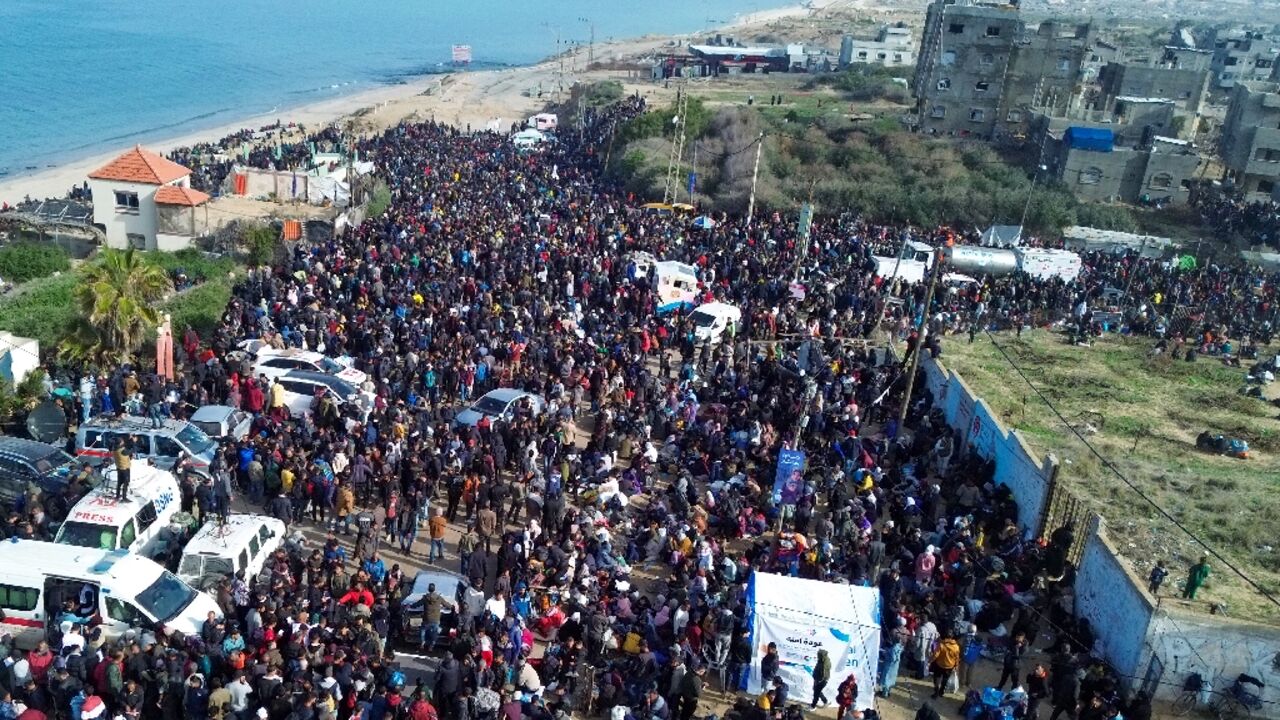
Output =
[{"x1": 0, "y1": 0, "x2": 780, "y2": 173}]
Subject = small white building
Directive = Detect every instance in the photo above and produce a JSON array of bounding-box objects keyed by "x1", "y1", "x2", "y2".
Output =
[
  {"x1": 0, "y1": 332, "x2": 39, "y2": 387},
  {"x1": 839, "y1": 26, "x2": 915, "y2": 68},
  {"x1": 88, "y1": 146, "x2": 211, "y2": 251}
]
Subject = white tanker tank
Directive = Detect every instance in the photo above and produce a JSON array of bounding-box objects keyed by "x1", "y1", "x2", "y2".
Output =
[{"x1": 941, "y1": 246, "x2": 1020, "y2": 276}]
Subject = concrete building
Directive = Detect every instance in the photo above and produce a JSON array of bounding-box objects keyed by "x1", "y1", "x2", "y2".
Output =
[
  {"x1": 839, "y1": 25, "x2": 915, "y2": 68},
  {"x1": 684, "y1": 44, "x2": 807, "y2": 75},
  {"x1": 997, "y1": 21, "x2": 1093, "y2": 137},
  {"x1": 1032, "y1": 119, "x2": 1207, "y2": 206},
  {"x1": 913, "y1": 0, "x2": 1022, "y2": 138},
  {"x1": 1160, "y1": 45, "x2": 1214, "y2": 72},
  {"x1": 1220, "y1": 81, "x2": 1280, "y2": 201},
  {"x1": 1098, "y1": 62, "x2": 1211, "y2": 116},
  {"x1": 88, "y1": 146, "x2": 211, "y2": 251},
  {"x1": 1211, "y1": 30, "x2": 1280, "y2": 89}
]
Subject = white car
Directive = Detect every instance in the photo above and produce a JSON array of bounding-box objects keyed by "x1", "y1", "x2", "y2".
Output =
[
  {"x1": 239, "y1": 341, "x2": 367, "y2": 386},
  {"x1": 454, "y1": 389, "x2": 546, "y2": 428},
  {"x1": 275, "y1": 370, "x2": 374, "y2": 427}
]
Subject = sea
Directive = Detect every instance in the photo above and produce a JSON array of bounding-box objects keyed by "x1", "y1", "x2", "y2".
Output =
[{"x1": 0, "y1": 0, "x2": 783, "y2": 175}]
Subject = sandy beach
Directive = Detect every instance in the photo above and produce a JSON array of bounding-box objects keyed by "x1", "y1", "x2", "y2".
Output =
[{"x1": 0, "y1": 0, "x2": 842, "y2": 209}]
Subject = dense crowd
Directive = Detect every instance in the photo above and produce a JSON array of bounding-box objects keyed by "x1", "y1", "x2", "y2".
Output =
[
  {"x1": 1192, "y1": 189, "x2": 1280, "y2": 251},
  {"x1": 7, "y1": 95, "x2": 1178, "y2": 720},
  {"x1": 164, "y1": 123, "x2": 347, "y2": 194}
]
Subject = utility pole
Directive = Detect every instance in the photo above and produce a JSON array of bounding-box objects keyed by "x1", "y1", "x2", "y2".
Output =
[
  {"x1": 897, "y1": 249, "x2": 943, "y2": 430},
  {"x1": 578, "y1": 17, "x2": 595, "y2": 69},
  {"x1": 662, "y1": 87, "x2": 689, "y2": 205},
  {"x1": 745, "y1": 131, "x2": 765, "y2": 228},
  {"x1": 869, "y1": 234, "x2": 913, "y2": 338}
]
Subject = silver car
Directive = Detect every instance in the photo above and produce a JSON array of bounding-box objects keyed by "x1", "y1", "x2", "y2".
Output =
[
  {"x1": 189, "y1": 405, "x2": 253, "y2": 441},
  {"x1": 454, "y1": 388, "x2": 546, "y2": 427}
]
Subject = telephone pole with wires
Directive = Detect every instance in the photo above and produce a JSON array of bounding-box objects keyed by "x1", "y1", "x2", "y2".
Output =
[{"x1": 662, "y1": 86, "x2": 689, "y2": 205}]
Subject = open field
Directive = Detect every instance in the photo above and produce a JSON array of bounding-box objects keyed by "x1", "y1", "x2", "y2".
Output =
[{"x1": 941, "y1": 329, "x2": 1280, "y2": 622}]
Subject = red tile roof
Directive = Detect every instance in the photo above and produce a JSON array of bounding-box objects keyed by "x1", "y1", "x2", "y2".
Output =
[
  {"x1": 88, "y1": 145, "x2": 192, "y2": 185},
  {"x1": 153, "y1": 185, "x2": 211, "y2": 207}
]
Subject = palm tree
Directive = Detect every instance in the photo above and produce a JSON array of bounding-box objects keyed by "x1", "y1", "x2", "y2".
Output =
[{"x1": 63, "y1": 248, "x2": 172, "y2": 364}]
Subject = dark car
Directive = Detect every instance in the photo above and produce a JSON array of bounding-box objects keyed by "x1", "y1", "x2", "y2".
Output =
[{"x1": 0, "y1": 437, "x2": 98, "y2": 519}]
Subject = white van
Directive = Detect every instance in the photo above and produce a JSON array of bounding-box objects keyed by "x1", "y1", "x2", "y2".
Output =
[
  {"x1": 178, "y1": 514, "x2": 286, "y2": 590},
  {"x1": 0, "y1": 540, "x2": 222, "y2": 649},
  {"x1": 689, "y1": 302, "x2": 742, "y2": 344},
  {"x1": 55, "y1": 463, "x2": 181, "y2": 560},
  {"x1": 653, "y1": 260, "x2": 700, "y2": 314}
]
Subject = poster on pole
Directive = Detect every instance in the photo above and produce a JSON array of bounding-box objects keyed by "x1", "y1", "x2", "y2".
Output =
[
  {"x1": 747, "y1": 572, "x2": 881, "y2": 711},
  {"x1": 772, "y1": 449, "x2": 806, "y2": 505}
]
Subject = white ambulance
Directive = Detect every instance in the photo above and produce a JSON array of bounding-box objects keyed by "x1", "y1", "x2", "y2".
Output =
[
  {"x1": 54, "y1": 462, "x2": 182, "y2": 560},
  {"x1": 0, "y1": 540, "x2": 221, "y2": 649}
]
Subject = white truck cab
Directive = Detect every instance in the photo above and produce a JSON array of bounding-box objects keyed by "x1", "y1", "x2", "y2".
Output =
[{"x1": 689, "y1": 302, "x2": 742, "y2": 344}]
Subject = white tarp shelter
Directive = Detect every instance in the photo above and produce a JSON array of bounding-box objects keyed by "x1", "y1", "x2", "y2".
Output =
[
  {"x1": 747, "y1": 572, "x2": 880, "y2": 711},
  {"x1": 980, "y1": 224, "x2": 1023, "y2": 247}
]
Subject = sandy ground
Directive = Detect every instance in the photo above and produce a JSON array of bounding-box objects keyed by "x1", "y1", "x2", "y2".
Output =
[{"x1": 0, "y1": 0, "x2": 860, "y2": 211}]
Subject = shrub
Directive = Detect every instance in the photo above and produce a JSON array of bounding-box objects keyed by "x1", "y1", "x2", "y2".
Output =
[
  {"x1": 0, "y1": 243, "x2": 70, "y2": 283},
  {"x1": 0, "y1": 273, "x2": 79, "y2": 350},
  {"x1": 243, "y1": 224, "x2": 278, "y2": 266},
  {"x1": 144, "y1": 248, "x2": 236, "y2": 282},
  {"x1": 367, "y1": 180, "x2": 391, "y2": 218},
  {"x1": 164, "y1": 279, "x2": 232, "y2": 338}
]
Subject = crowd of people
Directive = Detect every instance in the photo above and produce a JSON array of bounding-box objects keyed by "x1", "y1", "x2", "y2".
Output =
[
  {"x1": 5, "y1": 92, "x2": 1186, "y2": 720},
  {"x1": 1192, "y1": 187, "x2": 1280, "y2": 251}
]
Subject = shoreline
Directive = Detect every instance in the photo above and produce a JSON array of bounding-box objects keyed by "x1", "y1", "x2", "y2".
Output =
[{"x1": 0, "y1": 0, "x2": 832, "y2": 208}]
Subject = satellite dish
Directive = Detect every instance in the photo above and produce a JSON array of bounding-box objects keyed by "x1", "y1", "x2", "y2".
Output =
[{"x1": 26, "y1": 400, "x2": 68, "y2": 444}]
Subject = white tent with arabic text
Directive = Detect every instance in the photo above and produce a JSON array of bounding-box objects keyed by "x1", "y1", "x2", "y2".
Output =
[{"x1": 746, "y1": 572, "x2": 880, "y2": 711}]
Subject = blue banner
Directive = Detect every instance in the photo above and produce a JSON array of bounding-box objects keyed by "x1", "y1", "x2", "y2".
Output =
[
  {"x1": 688, "y1": 171, "x2": 697, "y2": 197},
  {"x1": 773, "y1": 449, "x2": 807, "y2": 505}
]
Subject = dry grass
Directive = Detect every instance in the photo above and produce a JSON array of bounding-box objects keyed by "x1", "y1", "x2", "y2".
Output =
[{"x1": 941, "y1": 329, "x2": 1280, "y2": 622}]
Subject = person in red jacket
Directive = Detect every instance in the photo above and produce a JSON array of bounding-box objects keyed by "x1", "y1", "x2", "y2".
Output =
[
  {"x1": 338, "y1": 582, "x2": 374, "y2": 607},
  {"x1": 27, "y1": 641, "x2": 54, "y2": 684}
]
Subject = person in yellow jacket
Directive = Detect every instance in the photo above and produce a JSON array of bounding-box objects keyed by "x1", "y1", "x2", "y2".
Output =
[{"x1": 930, "y1": 632, "x2": 961, "y2": 699}]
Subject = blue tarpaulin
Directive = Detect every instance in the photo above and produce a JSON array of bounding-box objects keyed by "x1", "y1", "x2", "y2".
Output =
[{"x1": 1064, "y1": 127, "x2": 1114, "y2": 152}]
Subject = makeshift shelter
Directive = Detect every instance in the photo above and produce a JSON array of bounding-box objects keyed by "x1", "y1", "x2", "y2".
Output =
[
  {"x1": 746, "y1": 572, "x2": 880, "y2": 710},
  {"x1": 979, "y1": 224, "x2": 1023, "y2": 247}
]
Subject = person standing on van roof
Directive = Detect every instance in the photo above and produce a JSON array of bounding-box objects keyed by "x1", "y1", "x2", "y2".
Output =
[{"x1": 112, "y1": 437, "x2": 133, "y2": 501}]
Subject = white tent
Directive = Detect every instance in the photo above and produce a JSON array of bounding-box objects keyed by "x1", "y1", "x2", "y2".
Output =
[{"x1": 747, "y1": 572, "x2": 880, "y2": 711}]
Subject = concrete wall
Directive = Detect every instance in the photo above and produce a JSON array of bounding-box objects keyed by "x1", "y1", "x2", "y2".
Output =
[
  {"x1": 1075, "y1": 515, "x2": 1156, "y2": 685},
  {"x1": 925, "y1": 356, "x2": 1280, "y2": 704},
  {"x1": 1144, "y1": 610, "x2": 1280, "y2": 705},
  {"x1": 921, "y1": 355, "x2": 1054, "y2": 534}
]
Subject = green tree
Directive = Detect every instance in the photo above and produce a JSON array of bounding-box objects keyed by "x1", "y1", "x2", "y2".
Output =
[
  {"x1": 243, "y1": 224, "x2": 278, "y2": 266},
  {"x1": 64, "y1": 248, "x2": 172, "y2": 364}
]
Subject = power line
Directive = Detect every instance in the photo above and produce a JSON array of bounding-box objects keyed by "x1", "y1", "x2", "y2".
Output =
[{"x1": 982, "y1": 330, "x2": 1280, "y2": 611}]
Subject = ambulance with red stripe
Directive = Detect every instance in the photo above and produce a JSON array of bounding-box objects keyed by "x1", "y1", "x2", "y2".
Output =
[{"x1": 0, "y1": 540, "x2": 221, "y2": 649}]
